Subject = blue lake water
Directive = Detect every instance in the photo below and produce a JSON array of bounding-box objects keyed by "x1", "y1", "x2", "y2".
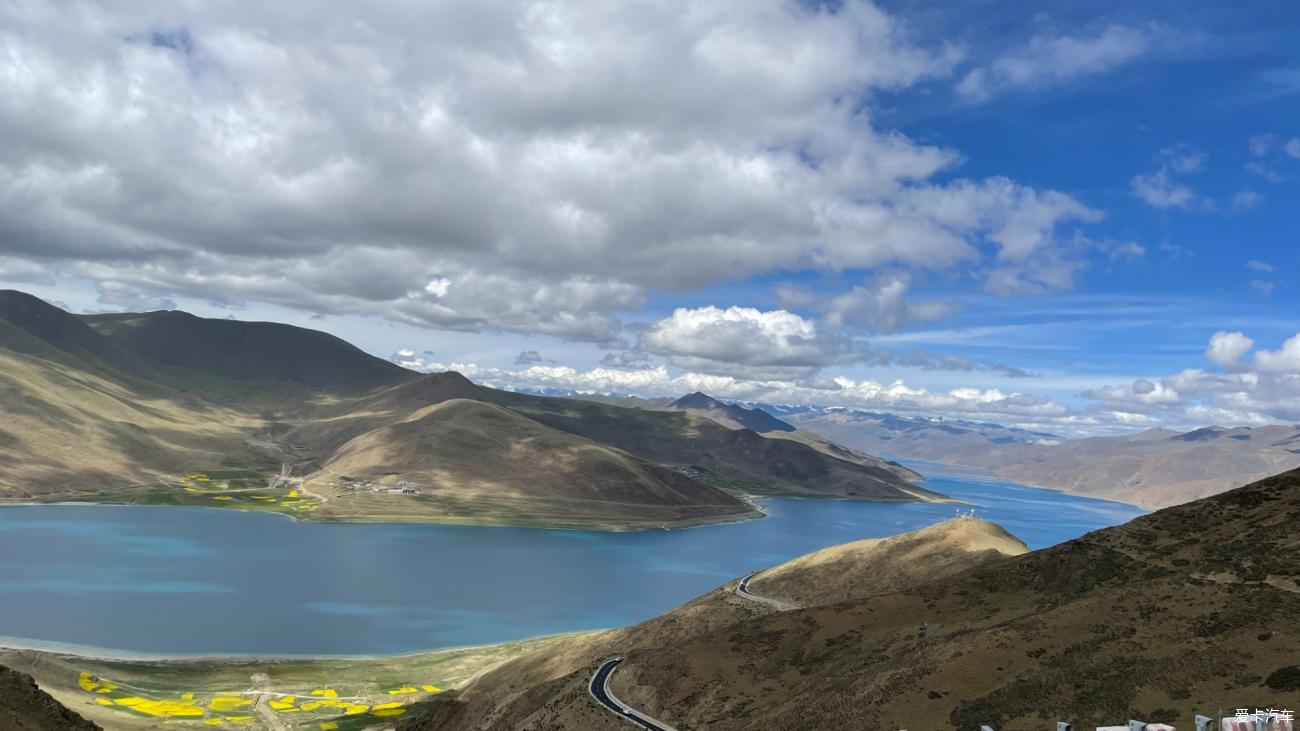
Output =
[{"x1": 0, "y1": 462, "x2": 1143, "y2": 657}]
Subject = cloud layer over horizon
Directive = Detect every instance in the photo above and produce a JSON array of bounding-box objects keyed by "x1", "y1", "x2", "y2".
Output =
[{"x1": 2, "y1": 0, "x2": 1296, "y2": 437}]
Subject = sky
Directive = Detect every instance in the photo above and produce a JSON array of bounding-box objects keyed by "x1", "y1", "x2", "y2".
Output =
[{"x1": 1, "y1": 0, "x2": 1298, "y2": 436}]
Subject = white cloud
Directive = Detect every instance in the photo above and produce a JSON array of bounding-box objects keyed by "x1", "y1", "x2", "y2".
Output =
[
  {"x1": 1287, "y1": 138, "x2": 1300, "y2": 159},
  {"x1": 1131, "y1": 167, "x2": 1196, "y2": 209},
  {"x1": 0, "y1": 1, "x2": 1098, "y2": 340},
  {"x1": 811, "y1": 273, "x2": 958, "y2": 333},
  {"x1": 1231, "y1": 190, "x2": 1262, "y2": 211},
  {"x1": 639, "y1": 306, "x2": 854, "y2": 379},
  {"x1": 1083, "y1": 378, "x2": 1182, "y2": 407},
  {"x1": 1246, "y1": 259, "x2": 1274, "y2": 273},
  {"x1": 1250, "y1": 280, "x2": 1277, "y2": 296},
  {"x1": 1082, "y1": 331, "x2": 1300, "y2": 425},
  {"x1": 1249, "y1": 135, "x2": 1276, "y2": 157},
  {"x1": 1254, "y1": 334, "x2": 1300, "y2": 373},
  {"x1": 956, "y1": 25, "x2": 1154, "y2": 102},
  {"x1": 1205, "y1": 331, "x2": 1254, "y2": 368},
  {"x1": 0, "y1": 257, "x2": 54, "y2": 285},
  {"x1": 393, "y1": 357, "x2": 1070, "y2": 424},
  {"x1": 1131, "y1": 146, "x2": 1212, "y2": 211}
]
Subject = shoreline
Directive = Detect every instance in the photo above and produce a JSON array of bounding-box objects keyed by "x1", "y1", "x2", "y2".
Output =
[
  {"x1": 0, "y1": 498, "x2": 769, "y2": 533},
  {"x1": 0, "y1": 629, "x2": 595, "y2": 664}
]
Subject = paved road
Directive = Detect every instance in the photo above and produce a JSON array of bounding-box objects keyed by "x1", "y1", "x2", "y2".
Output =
[
  {"x1": 588, "y1": 657, "x2": 680, "y2": 731},
  {"x1": 735, "y1": 571, "x2": 802, "y2": 611}
]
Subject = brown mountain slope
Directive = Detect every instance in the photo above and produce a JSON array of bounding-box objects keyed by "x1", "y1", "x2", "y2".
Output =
[
  {"x1": 399, "y1": 517, "x2": 1030, "y2": 730},
  {"x1": 286, "y1": 372, "x2": 943, "y2": 506},
  {"x1": 788, "y1": 406, "x2": 1300, "y2": 508},
  {"x1": 308, "y1": 398, "x2": 758, "y2": 528},
  {"x1": 0, "y1": 294, "x2": 269, "y2": 495},
  {"x1": 0, "y1": 666, "x2": 98, "y2": 731},
  {"x1": 405, "y1": 469, "x2": 1300, "y2": 731},
  {"x1": 665, "y1": 392, "x2": 924, "y2": 483},
  {"x1": 489, "y1": 389, "x2": 940, "y2": 501},
  {"x1": 82, "y1": 309, "x2": 412, "y2": 393},
  {"x1": 1, "y1": 291, "x2": 943, "y2": 528},
  {"x1": 747, "y1": 518, "x2": 1028, "y2": 607}
]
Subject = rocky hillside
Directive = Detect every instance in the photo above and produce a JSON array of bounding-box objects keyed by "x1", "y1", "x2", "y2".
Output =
[{"x1": 0, "y1": 666, "x2": 98, "y2": 730}]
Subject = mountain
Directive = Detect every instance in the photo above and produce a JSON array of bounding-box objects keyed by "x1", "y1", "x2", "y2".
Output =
[
  {"x1": 786, "y1": 405, "x2": 1300, "y2": 508},
  {"x1": 781, "y1": 406, "x2": 1060, "y2": 459},
  {"x1": 967, "y1": 424, "x2": 1300, "y2": 507},
  {"x1": 284, "y1": 373, "x2": 942, "y2": 525},
  {"x1": 0, "y1": 290, "x2": 940, "y2": 528},
  {"x1": 667, "y1": 392, "x2": 796, "y2": 432},
  {"x1": 83, "y1": 310, "x2": 410, "y2": 393},
  {"x1": 663, "y1": 393, "x2": 924, "y2": 483},
  {"x1": 0, "y1": 291, "x2": 272, "y2": 494},
  {"x1": 0, "y1": 666, "x2": 98, "y2": 730},
  {"x1": 403, "y1": 467, "x2": 1300, "y2": 730}
]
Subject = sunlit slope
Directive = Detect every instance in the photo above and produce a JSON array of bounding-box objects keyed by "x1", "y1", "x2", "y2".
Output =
[
  {"x1": 0, "y1": 292, "x2": 265, "y2": 494},
  {"x1": 746, "y1": 517, "x2": 1028, "y2": 607},
  {"x1": 309, "y1": 398, "x2": 758, "y2": 528},
  {"x1": 407, "y1": 469, "x2": 1300, "y2": 730},
  {"x1": 401, "y1": 517, "x2": 1029, "y2": 730}
]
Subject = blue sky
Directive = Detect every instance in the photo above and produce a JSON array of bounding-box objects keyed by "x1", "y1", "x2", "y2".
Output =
[{"x1": 0, "y1": 0, "x2": 1297, "y2": 435}]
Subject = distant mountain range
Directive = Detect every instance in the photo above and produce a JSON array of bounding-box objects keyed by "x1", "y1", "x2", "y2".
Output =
[
  {"x1": 775, "y1": 405, "x2": 1300, "y2": 508},
  {"x1": 0, "y1": 290, "x2": 937, "y2": 529},
  {"x1": 401, "y1": 467, "x2": 1300, "y2": 730}
]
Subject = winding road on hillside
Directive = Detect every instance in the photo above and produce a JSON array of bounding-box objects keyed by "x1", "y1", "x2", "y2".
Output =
[
  {"x1": 735, "y1": 570, "x2": 802, "y2": 611},
  {"x1": 588, "y1": 658, "x2": 680, "y2": 731}
]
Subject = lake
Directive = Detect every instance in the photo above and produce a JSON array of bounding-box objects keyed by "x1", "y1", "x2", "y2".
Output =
[{"x1": 0, "y1": 462, "x2": 1144, "y2": 657}]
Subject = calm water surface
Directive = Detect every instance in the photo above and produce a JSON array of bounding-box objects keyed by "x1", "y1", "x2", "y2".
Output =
[{"x1": 0, "y1": 461, "x2": 1143, "y2": 657}]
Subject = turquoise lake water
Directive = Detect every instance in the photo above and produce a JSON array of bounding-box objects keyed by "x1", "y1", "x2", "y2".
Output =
[{"x1": 0, "y1": 462, "x2": 1144, "y2": 657}]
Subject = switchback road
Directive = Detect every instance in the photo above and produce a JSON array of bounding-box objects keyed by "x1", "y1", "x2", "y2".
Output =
[
  {"x1": 735, "y1": 571, "x2": 801, "y2": 611},
  {"x1": 588, "y1": 657, "x2": 679, "y2": 731}
]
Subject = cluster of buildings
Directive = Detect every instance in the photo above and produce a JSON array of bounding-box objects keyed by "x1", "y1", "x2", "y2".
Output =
[{"x1": 961, "y1": 714, "x2": 1295, "y2": 731}]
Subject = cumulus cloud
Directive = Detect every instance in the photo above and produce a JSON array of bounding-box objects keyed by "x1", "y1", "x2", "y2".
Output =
[
  {"x1": 514, "y1": 350, "x2": 546, "y2": 366},
  {"x1": 1254, "y1": 334, "x2": 1300, "y2": 373},
  {"x1": 1083, "y1": 378, "x2": 1182, "y2": 407},
  {"x1": 956, "y1": 25, "x2": 1154, "y2": 102},
  {"x1": 783, "y1": 272, "x2": 958, "y2": 333},
  {"x1": 600, "y1": 350, "x2": 655, "y2": 369},
  {"x1": 1131, "y1": 167, "x2": 1196, "y2": 209},
  {"x1": 638, "y1": 306, "x2": 856, "y2": 379},
  {"x1": 395, "y1": 356, "x2": 1066, "y2": 424},
  {"x1": 1205, "y1": 331, "x2": 1254, "y2": 368},
  {"x1": 0, "y1": 0, "x2": 1099, "y2": 340},
  {"x1": 1083, "y1": 331, "x2": 1300, "y2": 425}
]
